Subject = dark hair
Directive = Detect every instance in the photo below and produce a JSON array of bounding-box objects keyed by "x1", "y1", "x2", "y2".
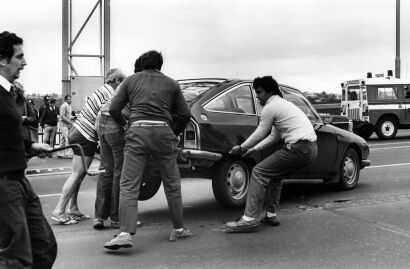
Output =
[
  {"x1": 50, "y1": 98, "x2": 56, "y2": 104},
  {"x1": 252, "y1": 76, "x2": 282, "y2": 96},
  {"x1": 64, "y1": 95, "x2": 71, "y2": 101},
  {"x1": 140, "y1": 50, "x2": 163, "y2": 71},
  {"x1": 0, "y1": 31, "x2": 23, "y2": 62},
  {"x1": 134, "y1": 56, "x2": 142, "y2": 73}
]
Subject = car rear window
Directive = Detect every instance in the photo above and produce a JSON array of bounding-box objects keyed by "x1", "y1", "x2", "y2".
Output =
[{"x1": 179, "y1": 81, "x2": 221, "y2": 101}]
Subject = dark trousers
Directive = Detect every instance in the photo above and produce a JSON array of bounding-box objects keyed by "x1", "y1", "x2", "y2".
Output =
[
  {"x1": 95, "y1": 115, "x2": 125, "y2": 222},
  {"x1": 245, "y1": 141, "x2": 318, "y2": 218},
  {"x1": 119, "y1": 125, "x2": 182, "y2": 234},
  {"x1": 0, "y1": 176, "x2": 57, "y2": 269}
]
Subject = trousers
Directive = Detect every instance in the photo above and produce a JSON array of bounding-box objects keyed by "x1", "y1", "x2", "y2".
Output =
[
  {"x1": 95, "y1": 115, "x2": 125, "y2": 222},
  {"x1": 119, "y1": 125, "x2": 183, "y2": 234},
  {"x1": 0, "y1": 176, "x2": 57, "y2": 269},
  {"x1": 245, "y1": 141, "x2": 318, "y2": 218}
]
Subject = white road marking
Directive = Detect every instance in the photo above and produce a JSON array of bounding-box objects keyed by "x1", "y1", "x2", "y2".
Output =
[
  {"x1": 365, "y1": 163, "x2": 410, "y2": 169},
  {"x1": 369, "y1": 141, "x2": 410, "y2": 147},
  {"x1": 371, "y1": 146, "x2": 410, "y2": 151},
  {"x1": 39, "y1": 191, "x2": 85, "y2": 198}
]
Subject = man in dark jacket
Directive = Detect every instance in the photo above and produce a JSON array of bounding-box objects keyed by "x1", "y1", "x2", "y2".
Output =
[
  {"x1": 0, "y1": 31, "x2": 57, "y2": 269},
  {"x1": 40, "y1": 98, "x2": 59, "y2": 150},
  {"x1": 104, "y1": 50, "x2": 193, "y2": 250}
]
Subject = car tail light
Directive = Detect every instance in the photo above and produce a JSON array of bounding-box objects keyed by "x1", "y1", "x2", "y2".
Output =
[
  {"x1": 348, "y1": 120, "x2": 353, "y2": 133},
  {"x1": 183, "y1": 120, "x2": 199, "y2": 149}
]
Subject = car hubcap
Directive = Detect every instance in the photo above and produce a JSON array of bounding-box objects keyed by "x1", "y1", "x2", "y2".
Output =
[
  {"x1": 381, "y1": 121, "x2": 394, "y2": 137},
  {"x1": 226, "y1": 163, "x2": 248, "y2": 200},
  {"x1": 343, "y1": 155, "x2": 357, "y2": 185}
]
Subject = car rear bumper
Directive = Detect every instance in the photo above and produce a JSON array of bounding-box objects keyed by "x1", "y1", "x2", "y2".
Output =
[
  {"x1": 361, "y1": 159, "x2": 371, "y2": 169},
  {"x1": 178, "y1": 149, "x2": 222, "y2": 170}
]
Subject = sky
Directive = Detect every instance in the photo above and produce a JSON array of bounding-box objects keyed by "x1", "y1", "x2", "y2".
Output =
[{"x1": 1, "y1": 0, "x2": 409, "y2": 94}]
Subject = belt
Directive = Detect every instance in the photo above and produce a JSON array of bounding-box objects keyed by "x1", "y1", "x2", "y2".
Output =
[
  {"x1": 285, "y1": 140, "x2": 316, "y2": 150},
  {"x1": 131, "y1": 122, "x2": 168, "y2": 127}
]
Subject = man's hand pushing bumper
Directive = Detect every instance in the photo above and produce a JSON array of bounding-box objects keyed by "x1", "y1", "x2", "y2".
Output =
[
  {"x1": 229, "y1": 145, "x2": 256, "y2": 157},
  {"x1": 31, "y1": 143, "x2": 53, "y2": 158}
]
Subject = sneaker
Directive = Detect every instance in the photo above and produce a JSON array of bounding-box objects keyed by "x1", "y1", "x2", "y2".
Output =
[
  {"x1": 225, "y1": 217, "x2": 259, "y2": 233},
  {"x1": 111, "y1": 221, "x2": 120, "y2": 229},
  {"x1": 104, "y1": 233, "x2": 133, "y2": 250},
  {"x1": 260, "y1": 214, "x2": 280, "y2": 226},
  {"x1": 169, "y1": 228, "x2": 193, "y2": 242},
  {"x1": 93, "y1": 219, "x2": 104, "y2": 230}
]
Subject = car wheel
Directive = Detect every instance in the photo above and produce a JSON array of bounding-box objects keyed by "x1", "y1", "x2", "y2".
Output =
[
  {"x1": 138, "y1": 166, "x2": 162, "y2": 201},
  {"x1": 337, "y1": 148, "x2": 360, "y2": 190},
  {"x1": 212, "y1": 158, "x2": 251, "y2": 208},
  {"x1": 376, "y1": 117, "x2": 398, "y2": 140}
]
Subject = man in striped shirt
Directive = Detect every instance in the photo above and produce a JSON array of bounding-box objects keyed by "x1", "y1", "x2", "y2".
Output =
[{"x1": 52, "y1": 68, "x2": 126, "y2": 224}]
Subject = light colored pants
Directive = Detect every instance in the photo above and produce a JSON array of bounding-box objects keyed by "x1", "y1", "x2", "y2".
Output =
[
  {"x1": 43, "y1": 125, "x2": 57, "y2": 148},
  {"x1": 57, "y1": 124, "x2": 73, "y2": 157}
]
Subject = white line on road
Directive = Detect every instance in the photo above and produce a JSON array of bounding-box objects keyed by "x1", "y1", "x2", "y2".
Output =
[
  {"x1": 371, "y1": 146, "x2": 410, "y2": 151},
  {"x1": 365, "y1": 163, "x2": 410, "y2": 169},
  {"x1": 370, "y1": 141, "x2": 410, "y2": 147},
  {"x1": 38, "y1": 191, "x2": 85, "y2": 198}
]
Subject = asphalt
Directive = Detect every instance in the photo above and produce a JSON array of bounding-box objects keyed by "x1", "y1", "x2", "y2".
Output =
[{"x1": 26, "y1": 130, "x2": 410, "y2": 269}]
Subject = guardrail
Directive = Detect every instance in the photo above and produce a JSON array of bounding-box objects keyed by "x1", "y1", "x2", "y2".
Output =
[{"x1": 313, "y1": 103, "x2": 340, "y2": 115}]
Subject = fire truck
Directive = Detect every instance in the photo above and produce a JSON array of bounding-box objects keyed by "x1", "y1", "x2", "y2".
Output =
[{"x1": 341, "y1": 71, "x2": 410, "y2": 140}]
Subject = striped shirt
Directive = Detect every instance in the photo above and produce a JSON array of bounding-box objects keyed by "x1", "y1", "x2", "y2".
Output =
[{"x1": 73, "y1": 84, "x2": 114, "y2": 143}]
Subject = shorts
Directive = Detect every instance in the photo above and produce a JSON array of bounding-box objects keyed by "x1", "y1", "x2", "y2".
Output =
[{"x1": 68, "y1": 126, "x2": 98, "y2": 157}]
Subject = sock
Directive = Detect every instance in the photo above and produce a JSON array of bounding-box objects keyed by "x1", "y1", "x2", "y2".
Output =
[
  {"x1": 242, "y1": 215, "x2": 255, "y2": 221},
  {"x1": 267, "y1": 212, "x2": 277, "y2": 217},
  {"x1": 119, "y1": 232, "x2": 130, "y2": 237}
]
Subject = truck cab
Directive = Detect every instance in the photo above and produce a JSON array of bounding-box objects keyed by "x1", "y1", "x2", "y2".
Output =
[{"x1": 341, "y1": 74, "x2": 410, "y2": 139}]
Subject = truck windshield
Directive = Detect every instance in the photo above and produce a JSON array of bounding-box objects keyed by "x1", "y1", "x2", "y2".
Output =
[{"x1": 347, "y1": 86, "x2": 360, "y2": 101}]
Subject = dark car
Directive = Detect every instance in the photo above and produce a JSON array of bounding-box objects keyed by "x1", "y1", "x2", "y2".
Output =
[{"x1": 138, "y1": 79, "x2": 371, "y2": 208}]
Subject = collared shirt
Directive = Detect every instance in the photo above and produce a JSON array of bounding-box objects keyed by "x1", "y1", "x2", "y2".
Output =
[
  {"x1": 0, "y1": 74, "x2": 12, "y2": 92},
  {"x1": 59, "y1": 101, "x2": 72, "y2": 127},
  {"x1": 73, "y1": 84, "x2": 114, "y2": 143},
  {"x1": 109, "y1": 69, "x2": 191, "y2": 135},
  {"x1": 241, "y1": 95, "x2": 317, "y2": 151}
]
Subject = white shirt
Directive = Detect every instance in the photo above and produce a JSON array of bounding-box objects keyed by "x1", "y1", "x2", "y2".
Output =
[
  {"x1": 241, "y1": 95, "x2": 317, "y2": 151},
  {"x1": 0, "y1": 74, "x2": 12, "y2": 92}
]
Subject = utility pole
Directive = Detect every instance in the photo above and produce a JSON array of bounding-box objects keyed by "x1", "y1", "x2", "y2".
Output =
[{"x1": 395, "y1": 0, "x2": 400, "y2": 78}]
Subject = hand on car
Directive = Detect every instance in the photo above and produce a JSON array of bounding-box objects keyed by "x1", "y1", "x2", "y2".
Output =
[
  {"x1": 31, "y1": 143, "x2": 52, "y2": 158},
  {"x1": 243, "y1": 147, "x2": 256, "y2": 157},
  {"x1": 229, "y1": 145, "x2": 245, "y2": 156}
]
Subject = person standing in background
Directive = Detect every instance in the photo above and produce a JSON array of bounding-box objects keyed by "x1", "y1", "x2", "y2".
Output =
[
  {"x1": 40, "y1": 98, "x2": 59, "y2": 152},
  {"x1": 39, "y1": 95, "x2": 49, "y2": 118},
  {"x1": 57, "y1": 95, "x2": 74, "y2": 158},
  {"x1": 27, "y1": 98, "x2": 39, "y2": 142},
  {"x1": 13, "y1": 81, "x2": 38, "y2": 142}
]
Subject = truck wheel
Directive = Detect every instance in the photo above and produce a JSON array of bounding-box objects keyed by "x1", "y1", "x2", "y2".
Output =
[
  {"x1": 212, "y1": 158, "x2": 251, "y2": 208},
  {"x1": 337, "y1": 148, "x2": 360, "y2": 190},
  {"x1": 138, "y1": 166, "x2": 162, "y2": 201},
  {"x1": 376, "y1": 117, "x2": 398, "y2": 140}
]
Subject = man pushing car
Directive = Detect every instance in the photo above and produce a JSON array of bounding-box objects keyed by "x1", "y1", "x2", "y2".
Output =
[{"x1": 226, "y1": 76, "x2": 318, "y2": 232}]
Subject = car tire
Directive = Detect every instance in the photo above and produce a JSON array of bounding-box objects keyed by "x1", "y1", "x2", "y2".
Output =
[
  {"x1": 138, "y1": 166, "x2": 162, "y2": 201},
  {"x1": 212, "y1": 158, "x2": 251, "y2": 208},
  {"x1": 376, "y1": 116, "x2": 398, "y2": 140},
  {"x1": 337, "y1": 148, "x2": 361, "y2": 190}
]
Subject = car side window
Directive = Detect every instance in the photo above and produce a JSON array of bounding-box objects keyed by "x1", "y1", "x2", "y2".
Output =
[
  {"x1": 205, "y1": 85, "x2": 255, "y2": 114},
  {"x1": 282, "y1": 89, "x2": 320, "y2": 122}
]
